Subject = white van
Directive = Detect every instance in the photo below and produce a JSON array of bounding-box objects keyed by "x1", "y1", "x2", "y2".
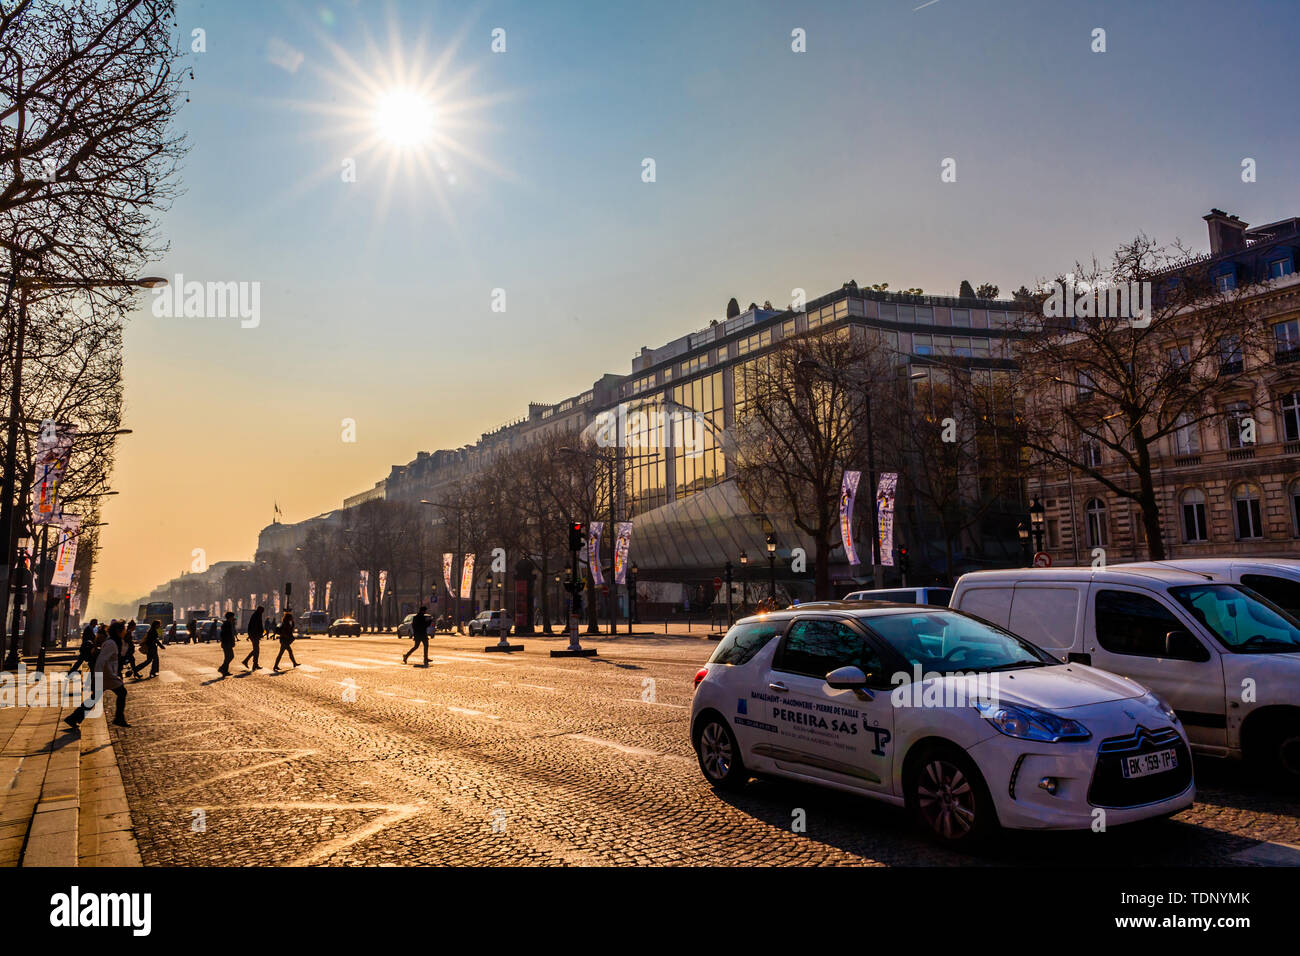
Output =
[
  {"x1": 1115, "y1": 559, "x2": 1300, "y2": 618},
  {"x1": 843, "y1": 586, "x2": 952, "y2": 606},
  {"x1": 950, "y1": 566, "x2": 1300, "y2": 782}
]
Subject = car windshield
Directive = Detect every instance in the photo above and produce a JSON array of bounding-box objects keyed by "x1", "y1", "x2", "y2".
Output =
[
  {"x1": 1170, "y1": 584, "x2": 1300, "y2": 653},
  {"x1": 866, "y1": 610, "x2": 1053, "y2": 674}
]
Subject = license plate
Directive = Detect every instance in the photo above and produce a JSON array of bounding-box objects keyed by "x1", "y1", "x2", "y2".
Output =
[{"x1": 1121, "y1": 747, "x2": 1178, "y2": 779}]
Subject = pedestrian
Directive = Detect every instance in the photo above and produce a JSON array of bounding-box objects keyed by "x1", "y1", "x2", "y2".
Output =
[
  {"x1": 64, "y1": 620, "x2": 129, "y2": 729},
  {"x1": 243, "y1": 605, "x2": 264, "y2": 670},
  {"x1": 273, "y1": 610, "x2": 297, "y2": 671},
  {"x1": 141, "y1": 620, "x2": 162, "y2": 679},
  {"x1": 403, "y1": 605, "x2": 431, "y2": 666},
  {"x1": 122, "y1": 620, "x2": 143, "y2": 680},
  {"x1": 217, "y1": 611, "x2": 236, "y2": 676},
  {"x1": 166, "y1": 622, "x2": 177, "y2": 646},
  {"x1": 68, "y1": 619, "x2": 98, "y2": 674},
  {"x1": 187, "y1": 617, "x2": 198, "y2": 645}
]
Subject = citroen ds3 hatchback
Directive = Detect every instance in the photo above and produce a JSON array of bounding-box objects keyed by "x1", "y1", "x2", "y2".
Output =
[
  {"x1": 951, "y1": 566, "x2": 1300, "y2": 783},
  {"x1": 690, "y1": 603, "x2": 1194, "y2": 847}
]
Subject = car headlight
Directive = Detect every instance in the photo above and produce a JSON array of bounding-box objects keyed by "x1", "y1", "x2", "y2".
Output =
[
  {"x1": 1140, "y1": 691, "x2": 1179, "y2": 724},
  {"x1": 973, "y1": 700, "x2": 1091, "y2": 742}
]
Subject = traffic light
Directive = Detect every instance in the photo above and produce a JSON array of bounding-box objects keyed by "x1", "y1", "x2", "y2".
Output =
[
  {"x1": 568, "y1": 521, "x2": 585, "y2": 552},
  {"x1": 897, "y1": 545, "x2": 910, "y2": 575}
]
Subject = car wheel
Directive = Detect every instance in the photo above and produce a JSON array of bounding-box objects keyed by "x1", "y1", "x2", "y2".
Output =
[
  {"x1": 694, "y1": 714, "x2": 747, "y2": 790},
  {"x1": 1257, "y1": 717, "x2": 1300, "y2": 786},
  {"x1": 906, "y1": 744, "x2": 997, "y2": 847}
]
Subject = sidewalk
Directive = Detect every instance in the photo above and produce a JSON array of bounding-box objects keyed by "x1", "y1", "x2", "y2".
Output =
[{"x1": 0, "y1": 702, "x2": 141, "y2": 867}]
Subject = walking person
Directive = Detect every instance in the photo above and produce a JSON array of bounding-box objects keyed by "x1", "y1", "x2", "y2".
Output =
[
  {"x1": 68, "y1": 619, "x2": 98, "y2": 674},
  {"x1": 64, "y1": 620, "x2": 129, "y2": 729},
  {"x1": 141, "y1": 620, "x2": 162, "y2": 679},
  {"x1": 402, "y1": 605, "x2": 431, "y2": 666},
  {"x1": 123, "y1": 620, "x2": 143, "y2": 680},
  {"x1": 272, "y1": 610, "x2": 297, "y2": 671},
  {"x1": 217, "y1": 611, "x2": 236, "y2": 676},
  {"x1": 187, "y1": 617, "x2": 198, "y2": 645},
  {"x1": 243, "y1": 605, "x2": 265, "y2": 670}
]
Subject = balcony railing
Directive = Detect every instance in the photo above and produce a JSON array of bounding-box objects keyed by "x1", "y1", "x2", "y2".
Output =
[
  {"x1": 1226, "y1": 447, "x2": 1256, "y2": 461},
  {"x1": 1276, "y1": 346, "x2": 1300, "y2": 365},
  {"x1": 1173, "y1": 454, "x2": 1202, "y2": 467}
]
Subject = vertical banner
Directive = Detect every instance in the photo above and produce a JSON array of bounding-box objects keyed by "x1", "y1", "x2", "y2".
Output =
[
  {"x1": 31, "y1": 423, "x2": 75, "y2": 525},
  {"x1": 308, "y1": 581, "x2": 316, "y2": 611},
  {"x1": 324, "y1": 581, "x2": 332, "y2": 611},
  {"x1": 877, "y1": 472, "x2": 899, "y2": 567},
  {"x1": 249, "y1": 593, "x2": 256, "y2": 610},
  {"x1": 442, "y1": 553, "x2": 454, "y2": 594},
  {"x1": 840, "y1": 470, "x2": 862, "y2": 566},
  {"x1": 614, "y1": 522, "x2": 633, "y2": 584},
  {"x1": 237, "y1": 598, "x2": 243, "y2": 615},
  {"x1": 378, "y1": 570, "x2": 388, "y2": 603},
  {"x1": 274, "y1": 592, "x2": 281, "y2": 614},
  {"x1": 588, "y1": 521, "x2": 605, "y2": 587},
  {"x1": 359, "y1": 570, "x2": 370, "y2": 605},
  {"x1": 225, "y1": 597, "x2": 234, "y2": 614},
  {"x1": 459, "y1": 553, "x2": 475, "y2": 600},
  {"x1": 51, "y1": 514, "x2": 80, "y2": 587}
]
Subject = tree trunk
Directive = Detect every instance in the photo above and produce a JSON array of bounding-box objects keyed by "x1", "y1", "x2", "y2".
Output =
[
  {"x1": 1134, "y1": 435, "x2": 1166, "y2": 560},
  {"x1": 815, "y1": 530, "x2": 832, "y2": 600}
]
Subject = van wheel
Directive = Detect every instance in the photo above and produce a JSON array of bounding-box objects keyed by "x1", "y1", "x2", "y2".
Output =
[
  {"x1": 1257, "y1": 717, "x2": 1300, "y2": 786},
  {"x1": 694, "y1": 715, "x2": 747, "y2": 791},
  {"x1": 906, "y1": 744, "x2": 997, "y2": 847}
]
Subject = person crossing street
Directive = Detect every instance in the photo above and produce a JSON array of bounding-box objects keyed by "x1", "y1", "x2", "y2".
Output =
[
  {"x1": 68, "y1": 619, "x2": 98, "y2": 674},
  {"x1": 217, "y1": 611, "x2": 236, "y2": 676},
  {"x1": 243, "y1": 605, "x2": 265, "y2": 670},
  {"x1": 402, "y1": 605, "x2": 431, "y2": 666},
  {"x1": 273, "y1": 611, "x2": 297, "y2": 671}
]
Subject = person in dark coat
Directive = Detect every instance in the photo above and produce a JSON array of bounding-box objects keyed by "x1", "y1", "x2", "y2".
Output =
[
  {"x1": 217, "y1": 611, "x2": 236, "y2": 676},
  {"x1": 187, "y1": 617, "x2": 198, "y2": 645},
  {"x1": 122, "y1": 620, "x2": 143, "y2": 679},
  {"x1": 65, "y1": 620, "x2": 128, "y2": 728},
  {"x1": 403, "y1": 605, "x2": 431, "y2": 666},
  {"x1": 68, "y1": 619, "x2": 98, "y2": 674},
  {"x1": 273, "y1": 611, "x2": 297, "y2": 671},
  {"x1": 140, "y1": 620, "x2": 162, "y2": 679},
  {"x1": 242, "y1": 605, "x2": 265, "y2": 670}
]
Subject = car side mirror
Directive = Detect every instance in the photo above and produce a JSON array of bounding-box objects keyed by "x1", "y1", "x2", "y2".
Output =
[
  {"x1": 825, "y1": 665, "x2": 868, "y2": 689},
  {"x1": 1164, "y1": 629, "x2": 1204, "y2": 660}
]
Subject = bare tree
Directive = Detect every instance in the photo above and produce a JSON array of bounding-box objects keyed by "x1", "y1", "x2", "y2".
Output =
[{"x1": 1012, "y1": 235, "x2": 1266, "y2": 559}]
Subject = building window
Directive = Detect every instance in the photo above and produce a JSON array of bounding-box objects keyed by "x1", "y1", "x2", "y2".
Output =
[
  {"x1": 1233, "y1": 484, "x2": 1263, "y2": 540},
  {"x1": 737, "y1": 328, "x2": 773, "y2": 356},
  {"x1": 1282, "y1": 392, "x2": 1300, "y2": 443},
  {"x1": 1224, "y1": 402, "x2": 1252, "y2": 449},
  {"x1": 1181, "y1": 488, "x2": 1208, "y2": 542},
  {"x1": 1292, "y1": 480, "x2": 1300, "y2": 538},
  {"x1": 912, "y1": 333, "x2": 932, "y2": 356},
  {"x1": 1274, "y1": 320, "x2": 1300, "y2": 363},
  {"x1": 1076, "y1": 370, "x2": 1095, "y2": 401},
  {"x1": 914, "y1": 306, "x2": 934, "y2": 325},
  {"x1": 1214, "y1": 270, "x2": 1237, "y2": 293},
  {"x1": 1218, "y1": 335, "x2": 1244, "y2": 373},
  {"x1": 1083, "y1": 439, "x2": 1103, "y2": 468},
  {"x1": 781, "y1": 318, "x2": 797, "y2": 338},
  {"x1": 1268, "y1": 257, "x2": 1295, "y2": 279},
  {"x1": 1174, "y1": 413, "x2": 1200, "y2": 455},
  {"x1": 1085, "y1": 498, "x2": 1108, "y2": 548},
  {"x1": 951, "y1": 308, "x2": 970, "y2": 327}
]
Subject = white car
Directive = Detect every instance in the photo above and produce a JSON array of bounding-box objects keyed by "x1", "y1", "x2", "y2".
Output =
[
  {"x1": 951, "y1": 566, "x2": 1300, "y2": 782},
  {"x1": 690, "y1": 603, "x2": 1194, "y2": 847},
  {"x1": 843, "y1": 586, "x2": 952, "y2": 606},
  {"x1": 468, "y1": 609, "x2": 513, "y2": 637}
]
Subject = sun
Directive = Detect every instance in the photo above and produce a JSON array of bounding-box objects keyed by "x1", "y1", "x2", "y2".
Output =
[{"x1": 373, "y1": 88, "x2": 437, "y2": 148}]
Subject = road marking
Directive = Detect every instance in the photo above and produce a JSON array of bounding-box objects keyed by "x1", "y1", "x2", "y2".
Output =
[
  {"x1": 158, "y1": 671, "x2": 184, "y2": 683},
  {"x1": 314, "y1": 659, "x2": 375, "y2": 669},
  {"x1": 446, "y1": 706, "x2": 500, "y2": 720},
  {"x1": 355, "y1": 657, "x2": 409, "y2": 667},
  {"x1": 497, "y1": 682, "x2": 555, "y2": 691},
  {"x1": 566, "y1": 734, "x2": 661, "y2": 758},
  {"x1": 622, "y1": 698, "x2": 687, "y2": 709},
  {"x1": 1230, "y1": 841, "x2": 1300, "y2": 866},
  {"x1": 376, "y1": 690, "x2": 397, "y2": 697}
]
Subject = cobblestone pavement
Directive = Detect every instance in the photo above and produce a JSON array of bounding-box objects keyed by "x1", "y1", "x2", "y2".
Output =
[{"x1": 106, "y1": 632, "x2": 1300, "y2": 866}]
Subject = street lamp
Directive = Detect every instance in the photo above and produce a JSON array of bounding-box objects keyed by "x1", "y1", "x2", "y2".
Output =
[
  {"x1": 723, "y1": 559, "x2": 734, "y2": 626},
  {"x1": 766, "y1": 532, "x2": 778, "y2": 601},
  {"x1": 1018, "y1": 522, "x2": 1031, "y2": 567},
  {"x1": 1029, "y1": 498, "x2": 1046, "y2": 554},
  {"x1": 739, "y1": 550, "x2": 748, "y2": 612},
  {"x1": 421, "y1": 499, "x2": 465, "y2": 634},
  {"x1": 627, "y1": 562, "x2": 638, "y2": 633}
]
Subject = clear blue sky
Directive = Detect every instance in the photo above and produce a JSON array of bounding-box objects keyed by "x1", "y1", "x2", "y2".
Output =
[{"x1": 94, "y1": 0, "x2": 1300, "y2": 610}]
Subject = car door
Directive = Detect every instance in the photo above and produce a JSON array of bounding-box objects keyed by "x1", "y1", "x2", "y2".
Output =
[
  {"x1": 756, "y1": 617, "x2": 895, "y2": 794},
  {"x1": 1086, "y1": 585, "x2": 1227, "y2": 750}
]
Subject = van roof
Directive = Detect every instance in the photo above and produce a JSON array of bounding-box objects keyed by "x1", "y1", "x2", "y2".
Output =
[
  {"x1": 1114, "y1": 558, "x2": 1300, "y2": 578},
  {"x1": 953, "y1": 565, "x2": 1226, "y2": 588}
]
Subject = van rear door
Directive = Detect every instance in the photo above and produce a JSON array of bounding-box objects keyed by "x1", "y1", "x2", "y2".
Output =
[{"x1": 1007, "y1": 584, "x2": 1084, "y2": 661}]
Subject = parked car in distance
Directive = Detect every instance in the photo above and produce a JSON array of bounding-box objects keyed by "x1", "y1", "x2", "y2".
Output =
[
  {"x1": 468, "y1": 609, "x2": 513, "y2": 637},
  {"x1": 844, "y1": 586, "x2": 952, "y2": 606},
  {"x1": 164, "y1": 625, "x2": 189, "y2": 645},
  {"x1": 397, "y1": 613, "x2": 417, "y2": 637},
  {"x1": 691, "y1": 602, "x2": 1194, "y2": 847},
  {"x1": 327, "y1": 617, "x2": 361, "y2": 637},
  {"x1": 950, "y1": 566, "x2": 1300, "y2": 783},
  {"x1": 1115, "y1": 558, "x2": 1300, "y2": 618}
]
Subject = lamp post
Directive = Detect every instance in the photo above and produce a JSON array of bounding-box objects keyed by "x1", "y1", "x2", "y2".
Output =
[
  {"x1": 739, "y1": 550, "x2": 749, "y2": 612},
  {"x1": 421, "y1": 499, "x2": 465, "y2": 634},
  {"x1": 1029, "y1": 498, "x2": 1046, "y2": 555},
  {"x1": 0, "y1": 274, "x2": 163, "y2": 669},
  {"x1": 724, "y1": 559, "x2": 734, "y2": 626},
  {"x1": 627, "y1": 562, "x2": 638, "y2": 633},
  {"x1": 1018, "y1": 522, "x2": 1031, "y2": 567},
  {"x1": 559, "y1": 445, "x2": 619, "y2": 637},
  {"x1": 766, "y1": 533, "x2": 778, "y2": 601}
]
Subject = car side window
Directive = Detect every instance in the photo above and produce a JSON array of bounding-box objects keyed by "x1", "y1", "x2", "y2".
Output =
[
  {"x1": 1095, "y1": 589, "x2": 1205, "y2": 661},
  {"x1": 708, "y1": 620, "x2": 783, "y2": 666},
  {"x1": 1241, "y1": 574, "x2": 1300, "y2": 618},
  {"x1": 775, "y1": 619, "x2": 883, "y2": 683}
]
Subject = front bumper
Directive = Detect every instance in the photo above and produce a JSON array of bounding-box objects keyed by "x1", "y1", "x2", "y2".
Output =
[{"x1": 970, "y1": 715, "x2": 1195, "y2": 831}]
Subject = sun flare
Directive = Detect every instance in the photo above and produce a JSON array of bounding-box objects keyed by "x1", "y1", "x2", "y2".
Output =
[{"x1": 373, "y1": 88, "x2": 437, "y2": 148}]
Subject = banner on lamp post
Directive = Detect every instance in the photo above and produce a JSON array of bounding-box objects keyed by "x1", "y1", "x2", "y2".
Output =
[
  {"x1": 459, "y1": 553, "x2": 475, "y2": 600},
  {"x1": 840, "y1": 470, "x2": 862, "y2": 566},
  {"x1": 588, "y1": 522, "x2": 605, "y2": 587},
  {"x1": 31, "y1": 422, "x2": 75, "y2": 526},
  {"x1": 877, "y1": 472, "x2": 899, "y2": 567},
  {"x1": 614, "y1": 522, "x2": 633, "y2": 585},
  {"x1": 308, "y1": 581, "x2": 316, "y2": 611},
  {"x1": 359, "y1": 570, "x2": 370, "y2": 605},
  {"x1": 50, "y1": 513, "x2": 80, "y2": 588},
  {"x1": 378, "y1": 570, "x2": 388, "y2": 603}
]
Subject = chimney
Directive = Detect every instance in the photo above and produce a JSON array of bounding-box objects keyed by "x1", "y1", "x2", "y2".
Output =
[{"x1": 1203, "y1": 209, "x2": 1249, "y2": 255}]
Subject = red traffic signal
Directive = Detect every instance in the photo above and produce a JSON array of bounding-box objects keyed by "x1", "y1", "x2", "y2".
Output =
[{"x1": 568, "y1": 521, "x2": 585, "y2": 552}]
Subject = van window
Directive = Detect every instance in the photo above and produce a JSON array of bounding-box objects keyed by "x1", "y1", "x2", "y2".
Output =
[
  {"x1": 1009, "y1": 586, "x2": 1079, "y2": 651},
  {"x1": 1095, "y1": 590, "x2": 1205, "y2": 661},
  {"x1": 1240, "y1": 574, "x2": 1300, "y2": 618},
  {"x1": 956, "y1": 587, "x2": 1013, "y2": 629},
  {"x1": 925, "y1": 588, "x2": 953, "y2": 606}
]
